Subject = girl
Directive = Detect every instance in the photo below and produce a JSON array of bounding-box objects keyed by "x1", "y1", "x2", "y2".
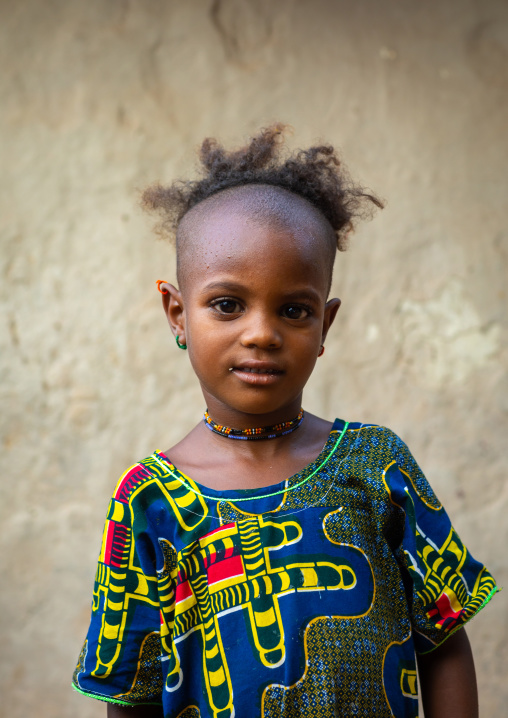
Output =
[{"x1": 72, "y1": 125, "x2": 497, "y2": 718}]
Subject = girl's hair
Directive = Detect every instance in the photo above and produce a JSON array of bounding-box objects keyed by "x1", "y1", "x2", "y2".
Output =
[{"x1": 141, "y1": 123, "x2": 383, "y2": 250}]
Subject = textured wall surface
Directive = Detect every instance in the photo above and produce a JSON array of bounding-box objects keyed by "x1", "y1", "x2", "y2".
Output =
[{"x1": 1, "y1": 1, "x2": 507, "y2": 716}]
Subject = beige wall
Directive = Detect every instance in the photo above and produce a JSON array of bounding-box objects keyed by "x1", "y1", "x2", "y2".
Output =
[{"x1": 1, "y1": 1, "x2": 507, "y2": 715}]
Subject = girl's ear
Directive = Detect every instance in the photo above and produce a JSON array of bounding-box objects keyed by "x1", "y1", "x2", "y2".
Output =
[
  {"x1": 161, "y1": 283, "x2": 186, "y2": 344},
  {"x1": 321, "y1": 297, "x2": 341, "y2": 343}
]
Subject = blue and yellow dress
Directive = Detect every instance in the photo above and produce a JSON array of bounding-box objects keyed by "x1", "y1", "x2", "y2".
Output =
[{"x1": 72, "y1": 419, "x2": 498, "y2": 717}]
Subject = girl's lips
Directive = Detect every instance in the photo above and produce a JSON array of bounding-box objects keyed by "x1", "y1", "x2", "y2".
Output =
[{"x1": 231, "y1": 366, "x2": 284, "y2": 385}]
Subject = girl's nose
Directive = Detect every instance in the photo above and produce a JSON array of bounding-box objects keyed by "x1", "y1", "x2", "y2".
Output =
[{"x1": 239, "y1": 311, "x2": 282, "y2": 350}]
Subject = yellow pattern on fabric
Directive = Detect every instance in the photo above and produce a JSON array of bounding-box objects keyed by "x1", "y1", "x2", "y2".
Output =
[
  {"x1": 164, "y1": 512, "x2": 369, "y2": 717},
  {"x1": 89, "y1": 466, "x2": 162, "y2": 682},
  {"x1": 143, "y1": 454, "x2": 209, "y2": 530},
  {"x1": 409, "y1": 525, "x2": 497, "y2": 638}
]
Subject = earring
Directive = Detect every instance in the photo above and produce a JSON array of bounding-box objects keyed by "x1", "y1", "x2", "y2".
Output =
[
  {"x1": 318, "y1": 345, "x2": 325, "y2": 357},
  {"x1": 175, "y1": 335, "x2": 187, "y2": 350},
  {"x1": 156, "y1": 280, "x2": 169, "y2": 294}
]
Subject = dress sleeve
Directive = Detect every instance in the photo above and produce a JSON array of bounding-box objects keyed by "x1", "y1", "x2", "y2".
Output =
[
  {"x1": 383, "y1": 432, "x2": 499, "y2": 655},
  {"x1": 72, "y1": 463, "x2": 163, "y2": 706}
]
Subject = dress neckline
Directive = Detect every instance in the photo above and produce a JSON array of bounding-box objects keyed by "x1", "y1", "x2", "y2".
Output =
[{"x1": 155, "y1": 418, "x2": 348, "y2": 503}]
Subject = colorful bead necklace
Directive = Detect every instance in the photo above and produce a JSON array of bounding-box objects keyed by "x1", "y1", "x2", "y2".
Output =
[{"x1": 203, "y1": 409, "x2": 305, "y2": 440}]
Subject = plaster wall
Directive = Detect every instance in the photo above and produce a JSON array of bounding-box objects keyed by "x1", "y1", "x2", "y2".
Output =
[{"x1": 0, "y1": 1, "x2": 507, "y2": 716}]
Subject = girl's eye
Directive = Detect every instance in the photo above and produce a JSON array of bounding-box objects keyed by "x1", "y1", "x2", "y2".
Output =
[
  {"x1": 212, "y1": 299, "x2": 242, "y2": 314},
  {"x1": 282, "y1": 305, "x2": 310, "y2": 320}
]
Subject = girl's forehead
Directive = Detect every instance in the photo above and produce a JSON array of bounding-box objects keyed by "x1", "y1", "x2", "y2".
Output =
[
  {"x1": 176, "y1": 186, "x2": 335, "y2": 284},
  {"x1": 178, "y1": 220, "x2": 334, "y2": 304},
  {"x1": 181, "y1": 216, "x2": 329, "y2": 293}
]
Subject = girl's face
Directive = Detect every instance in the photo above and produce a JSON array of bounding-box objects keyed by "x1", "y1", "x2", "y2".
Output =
[{"x1": 163, "y1": 200, "x2": 340, "y2": 426}]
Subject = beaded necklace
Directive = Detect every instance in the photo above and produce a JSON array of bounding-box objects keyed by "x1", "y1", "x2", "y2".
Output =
[{"x1": 203, "y1": 409, "x2": 305, "y2": 440}]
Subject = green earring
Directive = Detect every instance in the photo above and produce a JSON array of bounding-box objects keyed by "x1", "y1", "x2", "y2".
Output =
[{"x1": 175, "y1": 335, "x2": 187, "y2": 350}]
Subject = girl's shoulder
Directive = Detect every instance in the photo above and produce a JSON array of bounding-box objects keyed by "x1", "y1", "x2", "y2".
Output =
[
  {"x1": 107, "y1": 453, "x2": 175, "y2": 506},
  {"x1": 334, "y1": 418, "x2": 410, "y2": 456}
]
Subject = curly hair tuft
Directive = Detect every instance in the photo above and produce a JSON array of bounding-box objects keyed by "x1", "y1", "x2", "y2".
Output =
[{"x1": 141, "y1": 124, "x2": 383, "y2": 251}]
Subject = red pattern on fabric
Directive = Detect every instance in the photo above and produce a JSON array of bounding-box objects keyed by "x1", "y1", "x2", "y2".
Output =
[
  {"x1": 428, "y1": 591, "x2": 462, "y2": 629},
  {"x1": 207, "y1": 555, "x2": 244, "y2": 585},
  {"x1": 114, "y1": 465, "x2": 150, "y2": 503},
  {"x1": 176, "y1": 580, "x2": 193, "y2": 604}
]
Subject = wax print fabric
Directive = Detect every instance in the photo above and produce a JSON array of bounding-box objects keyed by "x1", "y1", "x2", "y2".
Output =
[{"x1": 72, "y1": 420, "x2": 497, "y2": 717}]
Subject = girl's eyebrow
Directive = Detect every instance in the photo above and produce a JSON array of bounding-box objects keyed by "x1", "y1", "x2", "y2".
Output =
[
  {"x1": 200, "y1": 281, "x2": 245, "y2": 294},
  {"x1": 282, "y1": 288, "x2": 322, "y2": 302},
  {"x1": 200, "y1": 281, "x2": 322, "y2": 303}
]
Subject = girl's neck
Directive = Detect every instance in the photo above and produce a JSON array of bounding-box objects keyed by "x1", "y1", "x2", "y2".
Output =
[{"x1": 164, "y1": 412, "x2": 334, "y2": 492}]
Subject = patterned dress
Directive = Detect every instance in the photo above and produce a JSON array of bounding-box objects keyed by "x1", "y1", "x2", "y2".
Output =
[{"x1": 72, "y1": 419, "x2": 497, "y2": 717}]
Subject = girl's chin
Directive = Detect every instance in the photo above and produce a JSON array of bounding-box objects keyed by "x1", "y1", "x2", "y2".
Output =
[{"x1": 202, "y1": 393, "x2": 303, "y2": 423}]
